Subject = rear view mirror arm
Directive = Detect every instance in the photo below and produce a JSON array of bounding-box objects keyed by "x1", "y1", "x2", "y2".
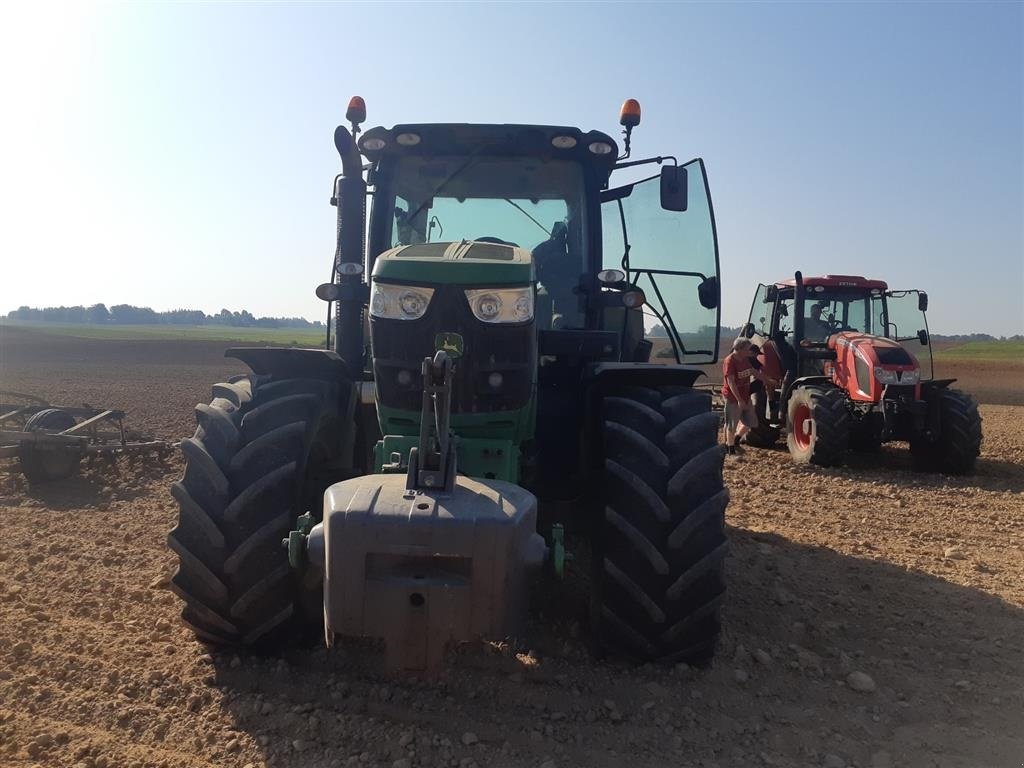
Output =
[
  {"x1": 612, "y1": 155, "x2": 677, "y2": 171},
  {"x1": 633, "y1": 268, "x2": 709, "y2": 281}
]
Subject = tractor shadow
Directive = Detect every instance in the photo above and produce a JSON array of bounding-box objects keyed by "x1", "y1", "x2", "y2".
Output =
[
  {"x1": 747, "y1": 440, "x2": 1024, "y2": 495},
  {"x1": 205, "y1": 528, "x2": 1024, "y2": 768},
  {"x1": 837, "y1": 445, "x2": 1024, "y2": 493}
]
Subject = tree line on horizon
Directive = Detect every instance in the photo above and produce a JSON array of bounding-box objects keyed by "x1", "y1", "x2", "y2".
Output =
[
  {"x1": 5, "y1": 306, "x2": 1017, "y2": 342},
  {"x1": 6, "y1": 304, "x2": 326, "y2": 329}
]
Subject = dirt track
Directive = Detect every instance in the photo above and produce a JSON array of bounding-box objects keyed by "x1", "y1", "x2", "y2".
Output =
[{"x1": 1, "y1": 328, "x2": 1022, "y2": 768}]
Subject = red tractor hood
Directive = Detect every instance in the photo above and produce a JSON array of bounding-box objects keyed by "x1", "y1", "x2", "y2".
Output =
[
  {"x1": 828, "y1": 332, "x2": 920, "y2": 402},
  {"x1": 829, "y1": 332, "x2": 917, "y2": 366}
]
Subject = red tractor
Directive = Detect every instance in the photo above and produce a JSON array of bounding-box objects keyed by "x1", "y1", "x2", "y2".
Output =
[{"x1": 740, "y1": 272, "x2": 982, "y2": 472}]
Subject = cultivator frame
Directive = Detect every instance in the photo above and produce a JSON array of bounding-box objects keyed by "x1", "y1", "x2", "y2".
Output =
[{"x1": 0, "y1": 391, "x2": 173, "y2": 482}]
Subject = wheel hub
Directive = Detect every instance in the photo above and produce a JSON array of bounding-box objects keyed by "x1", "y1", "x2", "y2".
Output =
[{"x1": 793, "y1": 403, "x2": 813, "y2": 450}]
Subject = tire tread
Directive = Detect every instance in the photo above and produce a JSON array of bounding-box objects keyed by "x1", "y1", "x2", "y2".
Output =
[
  {"x1": 168, "y1": 375, "x2": 343, "y2": 646},
  {"x1": 595, "y1": 386, "x2": 728, "y2": 665}
]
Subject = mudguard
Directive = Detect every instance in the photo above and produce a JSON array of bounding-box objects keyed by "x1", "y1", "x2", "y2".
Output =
[
  {"x1": 226, "y1": 347, "x2": 352, "y2": 380},
  {"x1": 921, "y1": 378, "x2": 957, "y2": 393},
  {"x1": 586, "y1": 362, "x2": 706, "y2": 391}
]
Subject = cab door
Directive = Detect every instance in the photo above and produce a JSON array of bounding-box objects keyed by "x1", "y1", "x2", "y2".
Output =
[
  {"x1": 881, "y1": 290, "x2": 934, "y2": 380},
  {"x1": 601, "y1": 158, "x2": 721, "y2": 363},
  {"x1": 744, "y1": 283, "x2": 773, "y2": 348}
]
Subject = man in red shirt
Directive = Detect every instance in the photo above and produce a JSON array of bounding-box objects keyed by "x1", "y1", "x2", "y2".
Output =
[{"x1": 722, "y1": 337, "x2": 767, "y2": 454}]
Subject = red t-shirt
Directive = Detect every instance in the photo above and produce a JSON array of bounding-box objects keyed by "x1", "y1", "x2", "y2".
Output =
[{"x1": 721, "y1": 353, "x2": 753, "y2": 403}]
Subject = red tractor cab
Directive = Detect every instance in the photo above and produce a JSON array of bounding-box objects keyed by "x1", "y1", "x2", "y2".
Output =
[{"x1": 740, "y1": 272, "x2": 981, "y2": 472}]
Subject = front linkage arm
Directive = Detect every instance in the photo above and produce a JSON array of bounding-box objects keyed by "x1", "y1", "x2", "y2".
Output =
[{"x1": 406, "y1": 351, "x2": 458, "y2": 494}]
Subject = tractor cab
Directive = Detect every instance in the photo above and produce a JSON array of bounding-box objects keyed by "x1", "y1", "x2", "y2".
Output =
[{"x1": 358, "y1": 122, "x2": 722, "y2": 367}]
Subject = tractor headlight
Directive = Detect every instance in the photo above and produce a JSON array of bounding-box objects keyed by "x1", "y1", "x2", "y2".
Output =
[
  {"x1": 899, "y1": 369, "x2": 920, "y2": 385},
  {"x1": 370, "y1": 283, "x2": 434, "y2": 320},
  {"x1": 465, "y1": 287, "x2": 533, "y2": 324},
  {"x1": 873, "y1": 368, "x2": 898, "y2": 385}
]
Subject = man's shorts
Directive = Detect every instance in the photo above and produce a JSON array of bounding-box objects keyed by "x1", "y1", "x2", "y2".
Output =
[{"x1": 725, "y1": 400, "x2": 756, "y2": 437}]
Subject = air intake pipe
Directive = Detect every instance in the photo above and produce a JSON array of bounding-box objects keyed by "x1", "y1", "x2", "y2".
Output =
[{"x1": 331, "y1": 124, "x2": 367, "y2": 372}]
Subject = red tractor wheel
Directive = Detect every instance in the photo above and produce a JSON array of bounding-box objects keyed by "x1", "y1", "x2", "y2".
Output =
[{"x1": 785, "y1": 385, "x2": 849, "y2": 466}]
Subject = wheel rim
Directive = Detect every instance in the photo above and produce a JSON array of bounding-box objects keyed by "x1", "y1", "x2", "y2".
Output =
[{"x1": 793, "y1": 403, "x2": 813, "y2": 450}]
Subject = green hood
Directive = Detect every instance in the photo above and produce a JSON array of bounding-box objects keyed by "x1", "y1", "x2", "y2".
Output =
[{"x1": 372, "y1": 240, "x2": 534, "y2": 285}]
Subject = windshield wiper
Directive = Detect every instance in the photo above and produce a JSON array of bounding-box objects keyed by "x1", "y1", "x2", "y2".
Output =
[
  {"x1": 403, "y1": 150, "x2": 486, "y2": 228},
  {"x1": 503, "y1": 199, "x2": 551, "y2": 237}
]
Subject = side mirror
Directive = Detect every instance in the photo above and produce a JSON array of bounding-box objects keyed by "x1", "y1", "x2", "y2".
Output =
[
  {"x1": 660, "y1": 165, "x2": 688, "y2": 212},
  {"x1": 697, "y1": 276, "x2": 719, "y2": 309},
  {"x1": 918, "y1": 292, "x2": 928, "y2": 312},
  {"x1": 917, "y1": 329, "x2": 929, "y2": 346},
  {"x1": 742, "y1": 322, "x2": 755, "y2": 339}
]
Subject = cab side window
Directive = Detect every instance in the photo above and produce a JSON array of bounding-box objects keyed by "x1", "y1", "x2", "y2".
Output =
[
  {"x1": 776, "y1": 298, "x2": 794, "y2": 337},
  {"x1": 748, "y1": 284, "x2": 770, "y2": 336}
]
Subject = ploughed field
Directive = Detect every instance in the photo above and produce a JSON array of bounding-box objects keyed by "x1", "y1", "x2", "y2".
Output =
[{"x1": 1, "y1": 326, "x2": 1022, "y2": 768}]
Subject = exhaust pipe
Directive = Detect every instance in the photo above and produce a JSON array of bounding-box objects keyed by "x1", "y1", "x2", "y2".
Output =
[{"x1": 793, "y1": 270, "x2": 805, "y2": 345}]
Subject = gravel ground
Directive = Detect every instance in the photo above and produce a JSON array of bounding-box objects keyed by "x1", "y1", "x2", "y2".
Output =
[{"x1": 1, "y1": 329, "x2": 1022, "y2": 768}]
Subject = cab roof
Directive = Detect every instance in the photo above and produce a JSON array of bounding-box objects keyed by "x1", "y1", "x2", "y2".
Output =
[
  {"x1": 357, "y1": 123, "x2": 619, "y2": 172},
  {"x1": 776, "y1": 275, "x2": 889, "y2": 290}
]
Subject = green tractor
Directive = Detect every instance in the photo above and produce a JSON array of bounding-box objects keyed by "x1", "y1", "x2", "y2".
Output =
[{"x1": 167, "y1": 98, "x2": 729, "y2": 670}]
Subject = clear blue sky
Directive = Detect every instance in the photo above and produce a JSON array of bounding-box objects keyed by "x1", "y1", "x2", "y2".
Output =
[{"x1": 2, "y1": 2, "x2": 1021, "y2": 335}]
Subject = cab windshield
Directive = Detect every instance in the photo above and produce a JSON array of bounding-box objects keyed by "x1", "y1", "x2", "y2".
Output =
[
  {"x1": 381, "y1": 154, "x2": 588, "y2": 325},
  {"x1": 383, "y1": 155, "x2": 585, "y2": 253},
  {"x1": 800, "y1": 288, "x2": 878, "y2": 341}
]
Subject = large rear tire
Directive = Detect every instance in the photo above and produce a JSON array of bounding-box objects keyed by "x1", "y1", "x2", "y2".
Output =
[
  {"x1": 911, "y1": 389, "x2": 982, "y2": 474},
  {"x1": 167, "y1": 376, "x2": 351, "y2": 646},
  {"x1": 593, "y1": 386, "x2": 728, "y2": 665},
  {"x1": 785, "y1": 385, "x2": 849, "y2": 466}
]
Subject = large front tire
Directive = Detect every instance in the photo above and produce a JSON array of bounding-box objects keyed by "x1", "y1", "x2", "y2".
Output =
[
  {"x1": 911, "y1": 389, "x2": 982, "y2": 474},
  {"x1": 167, "y1": 376, "x2": 349, "y2": 645},
  {"x1": 785, "y1": 385, "x2": 849, "y2": 466},
  {"x1": 593, "y1": 386, "x2": 729, "y2": 665}
]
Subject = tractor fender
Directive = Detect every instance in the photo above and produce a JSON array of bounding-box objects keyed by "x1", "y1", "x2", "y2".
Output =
[
  {"x1": 921, "y1": 378, "x2": 957, "y2": 393},
  {"x1": 780, "y1": 375, "x2": 833, "y2": 415},
  {"x1": 585, "y1": 362, "x2": 705, "y2": 392},
  {"x1": 791, "y1": 375, "x2": 832, "y2": 388},
  {"x1": 226, "y1": 347, "x2": 353, "y2": 380}
]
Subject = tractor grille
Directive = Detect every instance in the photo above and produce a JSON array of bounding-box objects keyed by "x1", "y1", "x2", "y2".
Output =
[
  {"x1": 875, "y1": 347, "x2": 914, "y2": 366},
  {"x1": 370, "y1": 284, "x2": 535, "y2": 414}
]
